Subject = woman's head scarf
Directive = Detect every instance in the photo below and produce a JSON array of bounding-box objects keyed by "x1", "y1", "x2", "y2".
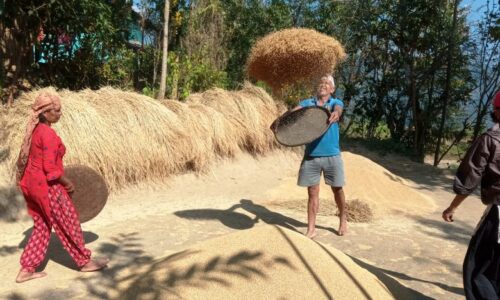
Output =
[{"x1": 16, "y1": 92, "x2": 61, "y2": 183}]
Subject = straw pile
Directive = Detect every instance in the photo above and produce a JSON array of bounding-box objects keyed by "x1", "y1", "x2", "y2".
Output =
[
  {"x1": 0, "y1": 109, "x2": 23, "y2": 220},
  {"x1": 114, "y1": 225, "x2": 394, "y2": 299},
  {"x1": 187, "y1": 85, "x2": 280, "y2": 154},
  {"x1": 246, "y1": 28, "x2": 346, "y2": 91},
  {"x1": 0, "y1": 83, "x2": 281, "y2": 192},
  {"x1": 266, "y1": 152, "x2": 436, "y2": 218},
  {"x1": 0, "y1": 115, "x2": 24, "y2": 220},
  {"x1": 342, "y1": 152, "x2": 436, "y2": 216},
  {"x1": 336, "y1": 199, "x2": 374, "y2": 223}
]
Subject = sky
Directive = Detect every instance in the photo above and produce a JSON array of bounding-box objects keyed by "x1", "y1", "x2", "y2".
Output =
[
  {"x1": 461, "y1": 0, "x2": 490, "y2": 24},
  {"x1": 132, "y1": 0, "x2": 490, "y2": 24}
]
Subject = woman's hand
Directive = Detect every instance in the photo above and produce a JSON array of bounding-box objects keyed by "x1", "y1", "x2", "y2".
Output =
[
  {"x1": 64, "y1": 181, "x2": 75, "y2": 193},
  {"x1": 442, "y1": 194, "x2": 467, "y2": 222},
  {"x1": 442, "y1": 206, "x2": 455, "y2": 222},
  {"x1": 59, "y1": 175, "x2": 75, "y2": 193}
]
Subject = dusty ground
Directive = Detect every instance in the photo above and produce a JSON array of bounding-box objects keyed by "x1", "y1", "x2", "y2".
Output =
[{"x1": 0, "y1": 145, "x2": 483, "y2": 299}]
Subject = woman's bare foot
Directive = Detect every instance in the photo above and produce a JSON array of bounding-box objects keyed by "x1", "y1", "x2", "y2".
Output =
[
  {"x1": 338, "y1": 217, "x2": 348, "y2": 236},
  {"x1": 16, "y1": 270, "x2": 47, "y2": 283},
  {"x1": 80, "y1": 257, "x2": 109, "y2": 272},
  {"x1": 305, "y1": 230, "x2": 317, "y2": 239}
]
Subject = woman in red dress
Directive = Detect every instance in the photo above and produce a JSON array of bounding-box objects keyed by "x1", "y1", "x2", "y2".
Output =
[{"x1": 15, "y1": 92, "x2": 109, "y2": 283}]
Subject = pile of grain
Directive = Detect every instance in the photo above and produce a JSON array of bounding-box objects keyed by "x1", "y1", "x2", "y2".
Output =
[{"x1": 112, "y1": 225, "x2": 394, "y2": 299}]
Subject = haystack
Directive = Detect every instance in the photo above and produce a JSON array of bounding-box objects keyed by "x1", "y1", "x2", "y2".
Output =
[
  {"x1": 343, "y1": 152, "x2": 436, "y2": 216},
  {"x1": 246, "y1": 28, "x2": 346, "y2": 91},
  {"x1": 265, "y1": 152, "x2": 436, "y2": 218},
  {"x1": 112, "y1": 225, "x2": 394, "y2": 299},
  {"x1": 187, "y1": 82, "x2": 280, "y2": 154},
  {"x1": 0, "y1": 83, "x2": 280, "y2": 193},
  {"x1": 336, "y1": 199, "x2": 374, "y2": 223}
]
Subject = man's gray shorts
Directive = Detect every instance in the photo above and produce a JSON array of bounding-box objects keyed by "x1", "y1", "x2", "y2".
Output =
[{"x1": 297, "y1": 155, "x2": 345, "y2": 187}]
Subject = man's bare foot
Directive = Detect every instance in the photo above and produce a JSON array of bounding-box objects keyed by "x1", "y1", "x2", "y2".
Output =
[
  {"x1": 338, "y1": 218, "x2": 348, "y2": 236},
  {"x1": 80, "y1": 257, "x2": 109, "y2": 272},
  {"x1": 16, "y1": 270, "x2": 47, "y2": 283},
  {"x1": 305, "y1": 230, "x2": 317, "y2": 239}
]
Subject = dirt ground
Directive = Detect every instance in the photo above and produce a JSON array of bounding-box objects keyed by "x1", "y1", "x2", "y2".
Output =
[{"x1": 0, "y1": 144, "x2": 484, "y2": 299}]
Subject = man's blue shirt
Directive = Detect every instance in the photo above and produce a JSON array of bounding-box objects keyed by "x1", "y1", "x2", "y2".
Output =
[{"x1": 298, "y1": 96, "x2": 344, "y2": 157}]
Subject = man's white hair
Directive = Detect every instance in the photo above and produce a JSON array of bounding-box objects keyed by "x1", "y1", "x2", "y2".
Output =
[{"x1": 322, "y1": 75, "x2": 335, "y2": 88}]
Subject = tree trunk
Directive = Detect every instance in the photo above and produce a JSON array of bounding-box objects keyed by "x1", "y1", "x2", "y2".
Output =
[
  {"x1": 342, "y1": 117, "x2": 354, "y2": 136},
  {"x1": 472, "y1": 103, "x2": 484, "y2": 140},
  {"x1": 1, "y1": 19, "x2": 31, "y2": 105},
  {"x1": 408, "y1": 56, "x2": 421, "y2": 157},
  {"x1": 158, "y1": 0, "x2": 170, "y2": 100},
  {"x1": 152, "y1": 37, "x2": 160, "y2": 90},
  {"x1": 133, "y1": 48, "x2": 140, "y2": 90},
  {"x1": 433, "y1": 0, "x2": 459, "y2": 166},
  {"x1": 399, "y1": 90, "x2": 412, "y2": 142}
]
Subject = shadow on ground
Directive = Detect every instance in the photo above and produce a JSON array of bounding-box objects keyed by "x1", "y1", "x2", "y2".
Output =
[
  {"x1": 348, "y1": 254, "x2": 464, "y2": 298},
  {"x1": 3, "y1": 231, "x2": 154, "y2": 299},
  {"x1": 343, "y1": 139, "x2": 455, "y2": 193},
  {"x1": 13, "y1": 228, "x2": 99, "y2": 270},
  {"x1": 0, "y1": 186, "x2": 26, "y2": 222},
  {"x1": 407, "y1": 213, "x2": 476, "y2": 246},
  {"x1": 76, "y1": 230, "x2": 294, "y2": 299},
  {"x1": 117, "y1": 248, "x2": 294, "y2": 299},
  {"x1": 174, "y1": 198, "x2": 338, "y2": 235}
]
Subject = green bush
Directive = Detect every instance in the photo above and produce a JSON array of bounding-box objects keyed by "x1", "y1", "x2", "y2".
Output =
[
  {"x1": 101, "y1": 47, "x2": 135, "y2": 88},
  {"x1": 166, "y1": 51, "x2": 228, "y2": 100}
]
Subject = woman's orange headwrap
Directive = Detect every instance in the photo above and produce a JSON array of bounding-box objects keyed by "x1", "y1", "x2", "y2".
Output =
[{"x1": 16, "y1": 92, "x2": 61, "y2": 183}]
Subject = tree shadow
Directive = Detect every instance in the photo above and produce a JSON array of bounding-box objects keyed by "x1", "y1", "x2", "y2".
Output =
[
  {"x1": 15, "y1": 227, "x2": 99, "y2": 270},
  {"x1": 4, "y1": 289, "x2": 76, "y2": 300},
  {"x1": 383, "y1": 171, "x2": 406, "y2": 184},
  {"x1": 4, "y1": 293, "x2": 27, "y2": 300},
  {"x1": 3, "y1": 232, "x2": 153, "y2": 300},
  {"x1": 0, "y1": 186, "x2": 26, "y2": 222},
  {"x1": 348, "y1": 254, "x2": 464, "y2": 298},
  {"x1": 273, "y1": 226, "x2": 334, "y2": 299},
  {"x1": 77, "y1": 231, "x2": 155, "y2": 299},
  {"x1": 76, "y1": 231, "x2": 290, "y2": 299},
  {"x1": 174, "y1": 198, "x2": 338, "y2": 235},
  {"x1": 343, "y1": 139, "x2": 455, "y2": 192},
  {"x1": 407, "y1": 213, "x2": 476, "y2": 246},
  {"x1": 115, "y1": 248, "x2": 294, "y2": 300}
]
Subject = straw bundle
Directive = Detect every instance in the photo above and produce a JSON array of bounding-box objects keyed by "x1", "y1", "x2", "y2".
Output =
[
  {"x1": 162, "y1": 100, "x2": 212, "y2": 170},
  {"x1": 336, "y1": 199, "x2": 373, "y2": 223},
  {"x1": 187, "y1": 82, "x2": 280, "y2": 154},
  {"x1": 246, "y1": 28, "x2": 346, "y2": 90},
  {"x1": 187, "y1": 104, "x2": 241, "y2": 157},
  {"x1": 2, "y1": 87, "x2": 190, "y2": 188},
  {"x1": 1, "y1": 84, "x2": 281, "y2": 192}
]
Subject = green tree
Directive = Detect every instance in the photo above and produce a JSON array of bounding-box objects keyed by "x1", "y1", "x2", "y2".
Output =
[
  {"x1": 469, "y1": 0, "x2": 500, "y2": 140},
  {"x1": 330, "y1": 0, "x2": 472, "y2": 162},
  {"x1": 222, "y1": 0, "x2": 292, "y2": 88},
  {"x1": 1, "y1": 0, "x2": 132, "y2": 103}
]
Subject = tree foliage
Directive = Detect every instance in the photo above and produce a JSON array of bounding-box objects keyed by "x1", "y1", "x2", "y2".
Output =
[
  {"x1": 2, "y1": 0, "x2": 498, "y2": 163},
  {"x1": 1, "y1": 0, "x2": 132, "y2": 100}
]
